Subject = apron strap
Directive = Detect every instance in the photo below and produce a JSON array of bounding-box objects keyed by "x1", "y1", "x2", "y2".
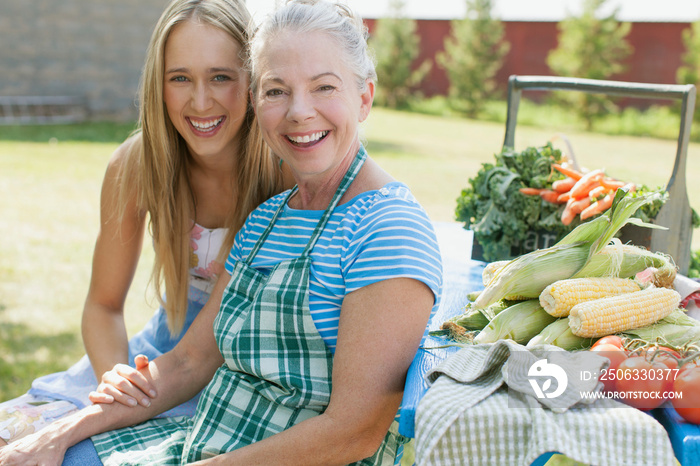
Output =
[
  {"x1": 302, "y1": 145, "x2": 367, "y2": 256},
  {"x1": 244, "y1": 187, "x2": 297, "y2": 265},
  {"x1": 245, "y1": 145, "x2": 368, "y2": 264}
]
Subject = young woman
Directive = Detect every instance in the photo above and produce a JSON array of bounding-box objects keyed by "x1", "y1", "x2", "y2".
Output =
[
  {"x1": 0, "y1": 0, "x2": 286, "y2": 446},
  {"x1": 0, "y1": 1, "x2": 442, "y2": 464}
]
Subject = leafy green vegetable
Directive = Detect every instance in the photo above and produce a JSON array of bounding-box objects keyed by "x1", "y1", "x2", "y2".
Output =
[
  {"x1": 455, "y1": 143, "x2": 675, "y2": 262},
  {"x1": 455, "y1": 143, "x2": 569, "y2": 261}
]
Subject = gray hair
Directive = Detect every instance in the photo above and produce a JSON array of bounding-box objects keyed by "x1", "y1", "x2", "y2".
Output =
[{"x1": 249, "y1": 0, "x2": 377, "y2": 94}]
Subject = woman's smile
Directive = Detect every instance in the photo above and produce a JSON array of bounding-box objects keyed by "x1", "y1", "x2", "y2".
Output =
[
  {"x1": 286, "y1": 130, "x2": 330, "y2": 147},
  {"x1": 187, "y1": 115, "x2": 227, "y2": 137}
]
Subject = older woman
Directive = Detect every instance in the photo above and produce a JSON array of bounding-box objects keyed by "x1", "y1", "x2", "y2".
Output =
[{"x1": 0, "y1": 1, "x2": 442, "y2": 464}]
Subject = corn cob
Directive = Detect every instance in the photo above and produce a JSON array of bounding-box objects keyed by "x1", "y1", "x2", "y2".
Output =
[
  {"x1": 485, "y1": 241, "x2": 677, "y2": 291},
  {"x1": 474, "y1": 299, "x2": 556, "y2": 344},
  {"x1": 472, "y1": 189, "x2": 663, "y2": 310},
  {"x1": 482, "y1": 260, "x2": 510, "y2": 285},
  {"x1": 448, "y1": 299, "x2": 517, "y2": 331},
  {"x1": 539, "y1": 277, "x2": 642, "y2": 317},
  {"x1": 526, "y1": 317, "x2": 595, "y2": 350},
  {"x1": 473, "y1": 242, "x2": 592, "y2": 309},
  {"x1": 568, "y1": 287, "x2": 681, "y2": 338}
]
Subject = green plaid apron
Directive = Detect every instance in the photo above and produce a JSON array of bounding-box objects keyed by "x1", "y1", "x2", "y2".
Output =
[{"x1": 93, "y1": 146, "x2": 405, "y2": 465}]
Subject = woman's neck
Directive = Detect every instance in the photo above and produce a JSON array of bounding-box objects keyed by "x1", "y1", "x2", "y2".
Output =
[
  {"x1": 290, "y1": 142, "x2": 359, "y2": 211},
  {"x1": 187, "y1": 152, "x2": 238, "y2": 229}
]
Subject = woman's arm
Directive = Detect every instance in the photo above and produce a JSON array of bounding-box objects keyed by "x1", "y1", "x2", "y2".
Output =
[
  {"x1": 198, "y1": 277, "x2": 434, "y2": 466},
  {"x1": 0, "y1": 273, "x2": 228, "y2": 465},
  {"x1": 81, "y1": 138, "x2": 146, "y2": 379}
]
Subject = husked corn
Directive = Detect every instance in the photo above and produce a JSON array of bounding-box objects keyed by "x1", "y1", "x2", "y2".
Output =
[
  {"x1": 539, "y1": 277, "x2": 641, "y2": 317},
  {"x1": 482, "y1": 260, "x2": 510, "y2": 286},
  {"x1": 568, "y1": 287, "x2": 680, "y2": 338}
]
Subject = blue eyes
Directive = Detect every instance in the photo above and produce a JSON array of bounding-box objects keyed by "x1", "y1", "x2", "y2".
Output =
[{"x1": 168, "y1": 75, "x2": 232, "y2": 83}]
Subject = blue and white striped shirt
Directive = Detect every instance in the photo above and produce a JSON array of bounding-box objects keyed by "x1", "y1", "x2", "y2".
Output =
[{"x1": 225, "y1": 181, "x2": 443, "y2": 352}]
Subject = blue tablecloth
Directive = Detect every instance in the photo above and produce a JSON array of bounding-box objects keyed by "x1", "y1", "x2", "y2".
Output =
[{"x1": 400, "y1": 222, "x2": 485, "y2": 438}]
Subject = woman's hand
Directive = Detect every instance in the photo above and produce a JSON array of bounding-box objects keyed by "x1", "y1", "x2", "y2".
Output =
[
  {"x1": 0, "y1": 426, "x2": 68, "y2": 466},
  {"x1": 89, "y1": 354, "x2": 157, "y2": 408}
]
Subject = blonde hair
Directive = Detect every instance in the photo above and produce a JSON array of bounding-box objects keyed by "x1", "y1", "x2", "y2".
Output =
[
  {"x1": 118, "y1": 0, "x2": 283, "y2": 335},
  {"x1": 249, "y1": 0, "x2": 377, "y2": 95}
]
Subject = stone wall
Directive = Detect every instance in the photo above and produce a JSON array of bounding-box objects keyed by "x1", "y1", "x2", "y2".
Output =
[{"x1": 0, "y1": 0, "x2": 170, "y2": 121}]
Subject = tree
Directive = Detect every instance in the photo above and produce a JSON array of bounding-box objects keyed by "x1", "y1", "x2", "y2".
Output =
[
  {"x1": 437, "y1": 0, "x2": 510, "y2": 118},
  {"x1": 370, "y1": 0, "x2": 431, "y2": 108},
  {"x1": 677, "y1": 21, "x2": 700, "y2": 122},
  {"x1": 547, "y1": 0, "x2": 632, "y2": 130}
]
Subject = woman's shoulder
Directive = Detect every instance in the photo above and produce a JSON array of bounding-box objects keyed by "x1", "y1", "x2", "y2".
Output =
[
  {"x1": 343, "y1": 181, "x2": 427, "y2": 220},
  {"x1": 339, "y1": 181, "x2": 439, "y2": 250},
  {"x1": 106, "y1": 132, "x2": 143, "y2": 174}
]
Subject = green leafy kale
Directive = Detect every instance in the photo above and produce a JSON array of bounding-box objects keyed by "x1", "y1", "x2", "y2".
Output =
[{"x1": 455, "y1": 143, "x2": 569, "y2": 261}]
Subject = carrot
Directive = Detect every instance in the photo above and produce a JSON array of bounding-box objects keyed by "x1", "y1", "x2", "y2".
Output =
[
  {"x1": 570, "y1": 169, "x2": 605, "y2": 199},
  {"x1": 561, "y1": 197, "x2": 591, "y2": 226},
  {"x1": 552, "y1": 163, "x2": 583, "y2": 181},
  {"x1": 539, "y1": 189, "x2": 563, "y2": 204},
  {"x1": 557, "y1": 191, "x2": 572, "y2": 203},
  {"x1": 588, "y1": 185, "x2": 609, "y2": 199},
  {"x1": 519, "y1": 187, "x2": 544, "y2": 196},
  {"x1": 580, "y1": 193, "x2": 614, "y2": 220},
  {"x1": 561, "y1": 201, "x2": 577, "y2": 226},
  {"x1": 600, "y1": 178, "x2": 626, "y2": 190},
  {"x1": 552, "y1": 177, "x2": 577, "y2": 193},
  {"x1": 569, "y1": 196, "x2": 591, "y2": 214}
]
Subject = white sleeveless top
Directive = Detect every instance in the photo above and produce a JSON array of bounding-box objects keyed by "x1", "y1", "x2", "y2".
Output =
[{"x1": 189, "y1": 222, "x2": 228, "y2": 294}]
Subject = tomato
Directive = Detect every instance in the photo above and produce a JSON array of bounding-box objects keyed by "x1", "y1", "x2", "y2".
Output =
[
  {"x1": 672, "y1": 366, "x2": 700, "y2": 424},
  {"x1": 678, "y1": 359, "x2": 700, "y2": 376},
  {"x1": 591, "y1": 343, "x2": 628, "y2": 392},
  {"x1": 591, "y1": 335, "x2": 624, "y2": 350},
  {"x1": 645, "y1": 346, "x2": 680, "y2": 371},
  {"x1": 615, "y1": 357, "x2": 668, "y2": 410}
]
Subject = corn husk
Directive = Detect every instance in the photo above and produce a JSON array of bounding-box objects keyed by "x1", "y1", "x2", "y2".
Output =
[
  {"x1": 622, "y1": 309, "x2": 700, "y2": 348},
  {"x1": 474, "y1": 299, "x2": 557, "y2": 344},
  {"x1": 448, "y1": 305, "x2": 490, "y2": 331},
  {"x1": 574, "y1": 240, "x2": 676, "y2": 286},
  {"x1": 483, "y1": 241, "x2": 677, "y2": 289},
  {"x1": 527, "y1": 317, "x2": 595, "y2": 351},
  {"x1": 473, "y1": 189, "x2": 664, "y2": 310},
  {"x1": 447, "y1": 299, "x2": 516, "y2": 331}
]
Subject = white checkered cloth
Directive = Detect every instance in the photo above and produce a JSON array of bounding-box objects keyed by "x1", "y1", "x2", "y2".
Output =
[{"x1": 415, "y1": 340, "x2": 675, "y2": 466}]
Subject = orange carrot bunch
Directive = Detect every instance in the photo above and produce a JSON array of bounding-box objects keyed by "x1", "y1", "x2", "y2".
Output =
[{"x1": 518, "y1": 164, "x2": 636, "y2": 226}]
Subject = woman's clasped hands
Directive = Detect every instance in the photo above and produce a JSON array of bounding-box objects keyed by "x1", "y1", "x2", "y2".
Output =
[{"x1": 89, "y1": 354, "x2": 157, "y2": 409}]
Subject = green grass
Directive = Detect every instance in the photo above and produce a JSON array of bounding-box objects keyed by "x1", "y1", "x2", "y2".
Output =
[
  {"x1": 0, "y1": 139, "x2": 157, "y2": 400},
  {"x1": 0, "y1": 121, "x2": 137, "y2": 143},
  {"x1": 408, "y1": 95, "x2": 699, "y2": 143}
]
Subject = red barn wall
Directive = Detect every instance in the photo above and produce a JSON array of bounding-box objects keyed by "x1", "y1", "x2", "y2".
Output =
[{"x1": 365, "y1": 18, "x2": 692, "y2": 106}]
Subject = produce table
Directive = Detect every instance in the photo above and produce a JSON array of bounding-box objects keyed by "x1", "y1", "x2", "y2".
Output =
[{"x1": 401, "y1": 222, "x2": 698, "y2": 465}]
